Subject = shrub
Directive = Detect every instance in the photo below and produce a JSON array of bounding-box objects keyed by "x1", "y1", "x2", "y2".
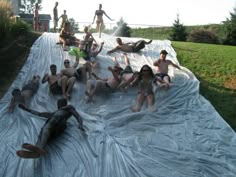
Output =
[
  {"x1": 0, "y1": 0, "x2": 12, "y2": 40},
  {"x1": 187, "y1": 29, "x2": 219, "y2": 44},
  {"x1": 10, "y1": 20, "x2": 31, "y2": 37}
]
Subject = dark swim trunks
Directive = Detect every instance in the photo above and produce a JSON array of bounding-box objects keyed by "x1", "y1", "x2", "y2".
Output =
[
  {"x1": 155, "y1": 73, "x2": 171, "y2": 82},
  {"x1": 73, "y1": 68, "x2": 82, "y2": 81},
  {"x1": 132, "y1": 40, "x2": 146, "y2": 52},
  {"x1": 120, "y1": 65, "x2": 133, "y2": 75},
  {"x1": 49, "y1": 81, "x2": 62, "y2": 94}
]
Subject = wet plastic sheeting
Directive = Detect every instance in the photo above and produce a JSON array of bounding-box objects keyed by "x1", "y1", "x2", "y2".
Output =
[{"x1": 0, "y1": 33, "x2": 236, "y2": 177}]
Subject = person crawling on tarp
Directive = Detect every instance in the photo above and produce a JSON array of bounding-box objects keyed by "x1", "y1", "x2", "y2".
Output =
[{"x1": 16, "y1": 98, "x2": 85, "y2": 159}]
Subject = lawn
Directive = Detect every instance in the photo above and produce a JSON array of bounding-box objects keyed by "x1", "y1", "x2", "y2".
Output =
[{"x1": 172, "y1": 41, "x2": 236, "y2": 131}]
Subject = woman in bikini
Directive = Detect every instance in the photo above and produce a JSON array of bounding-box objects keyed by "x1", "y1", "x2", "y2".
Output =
[
  {"x1": 92, "y1": 4, "x2": 114, "y2": 38},
  {"x1": 131, "y1": 65, "x2": 155, "y2": 112}
]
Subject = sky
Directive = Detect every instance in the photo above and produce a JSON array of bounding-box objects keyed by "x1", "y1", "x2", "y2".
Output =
[{"x1": 41, "y1": 0, "x2": 236, "y2": 27}]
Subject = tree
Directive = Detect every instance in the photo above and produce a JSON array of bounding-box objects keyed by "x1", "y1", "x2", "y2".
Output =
[
  {"x1": 223, "y1": 7, "x2": 236, "y2": 45},
  {"x1": 69, "y1": 18, "x2": 79, "y2": 33},
  {"x1": 170, "y1": 13, "x2": 187, "y2": 41},
  {"x1": 113, "y1": 17, "x2": 131, "y2": 37},
  {"x1": 19, "y1": 0, "x2": 42, "y2": 14}
]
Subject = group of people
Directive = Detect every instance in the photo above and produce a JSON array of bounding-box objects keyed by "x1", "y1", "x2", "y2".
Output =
[
  {"x1": 10, "y1": 3, "x2": 183, "y2": 159},
  {"x1": 53, "y1": 3, "x2": 113, "y2": 38}
]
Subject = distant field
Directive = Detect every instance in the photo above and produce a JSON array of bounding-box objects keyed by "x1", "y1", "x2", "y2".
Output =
[{"x1": 172, "y1": 41, "x2": 236, "y2": 131}]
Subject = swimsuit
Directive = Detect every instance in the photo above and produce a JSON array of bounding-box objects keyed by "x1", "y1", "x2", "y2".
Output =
[
  {"x1": 132, "y1": 40, "x2": 146, "y2": 52},
  {"x1": 155, "y1": 73, "x2": 171, "y2": 82},
  {"x1": 120, "y1": 65, "x2": 133, "y2": 75},
  {"x1": 49, "y1": 81, "x2": 61, "y2": 94}
]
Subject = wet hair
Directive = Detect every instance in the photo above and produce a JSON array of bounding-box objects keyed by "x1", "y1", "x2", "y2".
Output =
[
  {"x1": 11, "y1": 88, "x2": 21, "y2": 96},
  {"x1": 57, "y1": 98, "x2": 67, "y2": 108},
  {"x1": 50, "y1": 64, "x2": 56, "y2": 69},
  {"x1": 139, "y1": 65, "x2": 154, "y2": 79},
  {"x1": 116, "y1": 38, "x2": 122, "y2": 43}
]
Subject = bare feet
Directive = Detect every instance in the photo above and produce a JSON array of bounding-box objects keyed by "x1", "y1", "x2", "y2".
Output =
[
  {"x1": 22, "y1": 143, "x2": 46, "y2": 155},
  {"x1": 16, "y1": 150, "x2": 40, "y2": 158},
  {"x1": 130, "y1": 107, "x2": 139, "y2": 112}
]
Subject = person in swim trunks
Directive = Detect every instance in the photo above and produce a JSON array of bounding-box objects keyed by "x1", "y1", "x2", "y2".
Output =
[
  {"x1": 130, "y1": 65, "x2": 155, "y2": 112},
  {"x1": 153, "y1": 49, "x2": 181, "y2": 88},
  {"x1": 92, "y1": 4, "x2": 114, "y2": 38},
  {"x1": 8, "y1": 75, "x2": 40, "y2": 113},
  {"x1": 42, "y1": 64, "x2": 75, "y2": 99},
  {"x1": 61, "y1": 46, "x2": 92, "y2": 83},
  {"x1": 16, "y1": 98, "x2": 85, "y2": 159},
  {"x1": 107, "y1": 38, "x2": 152, "y2": 54},
  {"x1": 84, "y1": 66, "x2": 123, "y2": 102},
  {"x1": 112, "y1": 53, "x2": 140, "y2": 91}
]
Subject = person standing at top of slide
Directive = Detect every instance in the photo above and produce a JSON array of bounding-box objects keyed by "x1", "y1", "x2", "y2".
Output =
[
  {"x1": 92, "y1": 4, "x2": 114, "y2": 38},
  {"x1": 34, "y1": 2, "x2": 39, "y2": 31},
  {"x1": 59, "y1": 10, "x2": 68, "y2": 29},
  {"x1": 53, "y1": 2, "x2": 59, "y2": 32}
]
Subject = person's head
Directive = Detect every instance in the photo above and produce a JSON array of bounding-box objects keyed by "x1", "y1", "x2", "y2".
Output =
[
  {"x1": 55, "y1": 2, "x2": 58, "y2": 6},
  {"x1": 11, "y1": 88, "x2": 21, "y2": 98},
  {"x1": 116, "y1": 38, "x2": 122, "y2": 45},
  {"x1": 35, "y1": 3, "x2": 39, "y2": 8},
  {"x1": 63, "y1": 10, "x2": 66, "y2": 14},
  {"x1": 91, "y1": 43, "x2": 98, "y2": 50},
  {"x1": 64, "y1": 59, "x2": 70, "y2": 68},
  {"x1": 160, "y1": 50, "x2": 168, "y2": 60},
  {"x1": 84, "y1": 26, "x2": 89, "y2": 33},
  {"x1": 140, "y1": 65, "x2": 154, "y2": 78},
  {"x1": 99, "y1": 4, "x2": 102, "y2": 9},
  {"x1": 57, "y1": 98, "x2": 67, "y2": 108},
  {"x1": 78, "y1": 40, "x2": 85, "y2": 49},
  {"x1": 50, "y1": 64, "x2": 57, "y2": 75}
]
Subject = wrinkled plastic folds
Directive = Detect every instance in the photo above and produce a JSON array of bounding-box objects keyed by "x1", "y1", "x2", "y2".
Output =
[{"x1": 0, "y1": 33, "x2": 236, "y2": 177}]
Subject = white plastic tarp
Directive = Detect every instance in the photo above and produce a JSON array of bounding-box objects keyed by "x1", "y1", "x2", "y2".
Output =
[{"x1": 0, "y1": 33, "x2": 236, "y2": 177}]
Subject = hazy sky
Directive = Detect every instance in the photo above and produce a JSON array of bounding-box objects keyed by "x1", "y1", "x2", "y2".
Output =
[{"x1": 41, "y1": 0, "x2": 236, "y2": 27}]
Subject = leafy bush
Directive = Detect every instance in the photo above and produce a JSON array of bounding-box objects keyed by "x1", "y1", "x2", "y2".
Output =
[
  {"x1": 0, "y1": 0, "x2": 11, "y2": 40},
  {"x1": 187, "y1": 29, "x2": 219, "y2": 44},
  {"x1": 10, "y1": 20, "x2": 31, "y2": 37}
]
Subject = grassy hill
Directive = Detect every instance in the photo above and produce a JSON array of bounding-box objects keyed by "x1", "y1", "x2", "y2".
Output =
[{"x1": 172, "y1": 41, "x2": 236, "y2": 130}]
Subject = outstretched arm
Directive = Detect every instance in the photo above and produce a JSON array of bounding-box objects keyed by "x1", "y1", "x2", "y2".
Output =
[
  {"x1": 41, "y1": 73, "x2": 49, "y2": 84},
  {"x1": 170, "y1": 61, "x2": 181, "y2": 70},
  {"x1": 108, "y1": 66, "x2": 121, "y2": 82},
  {"x1": 93, "y1": 42, "x2": 104, "y2": 57},
  {"x1": 18, "y1": 104, "x2": 52, "y2": 119},
  {"x1": 107, "y1": 46, "x2": 119, "y2": 54},
  {"x1": 69, "y1": 106, "x2": 85, "y2": 131},
  {"x1": 103, "y1": 11, "x2": 114, "y2": 21}
]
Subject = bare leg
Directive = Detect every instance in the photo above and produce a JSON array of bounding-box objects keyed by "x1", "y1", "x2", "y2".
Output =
[
  {"x1": 16, "y1": 150, "x2": 40, "y2": 158},
  {"x1": 98, "y1": 23, "x2": 102, "y2": 38},
  {"x1": 146, "y1": 94, "x2": 155, "y2": 111},
  {"x1": 145, "y1": 40, "x2": 152, "y2": 44},
  {"x1": 22, "y1": 143, "x2": 46, "y2": 155},
  {"x1": 84, "y1": 62, "x2": 92, "y2": 80},
  {"x1": 163, "y1": 76, "x2": 173, "y2": 88},
  {"x1": 89, "y1": 80, "x2": 104, "y2": 100},
  {"x1": 123, "y1": 53, "x2": 130, "y2": 66},
  {"x1": 58, "y1": 76, "x2": 68, "y2": 99},
  {"x1": 131, "y1": 93, "x2": 145, "y2": 112},
  {"x1": 66, "y1": 77, "x2": 76, "y2": 99}
]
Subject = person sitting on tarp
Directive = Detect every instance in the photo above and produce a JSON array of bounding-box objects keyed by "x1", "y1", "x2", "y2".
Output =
[
  {"x1": 84, "y1": 65, "x2": 123, "y2": 102},
  {"x1": 107, "y1": 38, "x2": 152, "y2": 54},
  {"x1": 42, "y1": 64, "x2": 75, "y2": 100},
  {"x1": 8, "y1": 75, "x2": 40, "y2": 113},
  {"x1": 59, "y1": 22, "x2": 80, "y2": 50},
  {"x1": 61, "y1": 48, "x2": 92, "y2": 85},
  {"x1": 16, "y1": 98, "x2": 85, "y2": 159}
]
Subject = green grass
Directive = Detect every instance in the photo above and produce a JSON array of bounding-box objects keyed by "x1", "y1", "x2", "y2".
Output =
[{"x1": 172, "y1": 41, "x2": 236, "y2": 130}]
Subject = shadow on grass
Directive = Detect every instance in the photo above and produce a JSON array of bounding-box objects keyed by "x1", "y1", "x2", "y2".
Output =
[{"x1": 196, "y1": 74, "x2": 236, "y2": 131}]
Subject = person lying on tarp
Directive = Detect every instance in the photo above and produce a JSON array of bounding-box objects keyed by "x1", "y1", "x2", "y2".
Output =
[
  {"x1": 107, "y1": 38, "x2": 152, "y2": 54},
  {"x1": 8, "y1": 75, "x2": 40, "y2": 113},
  {"x1": 16, "y1": 98, "x2": 85, "y2": 159}
]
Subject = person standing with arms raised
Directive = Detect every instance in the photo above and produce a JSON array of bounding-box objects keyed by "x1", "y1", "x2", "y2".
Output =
[{"x1": 92, "y1": 4, "x2": 114, "y2": 38}]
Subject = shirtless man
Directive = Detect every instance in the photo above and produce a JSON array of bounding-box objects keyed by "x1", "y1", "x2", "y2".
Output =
[
  {"x1": 107, "y1": 38, "x2": 152, "y2": 54},
  {"x1": 58, "y1": 10, "x2": 68, "y2": 29},
  {"x1": 92, "y1": 4, "x2": 114, "y2": 38},
  {"x1": 61, "y1": 49, "x2": 92, "y2": 83},
  {"x1": 153, "y1": 49, "x2": 181, "y2": 88},
  {"x1": 113, "y1": 53, "x2": 139, "y2": 91},
  {"x1": 84, "y1": 66, "x2": 123, "y2": 102},
  {"x1": 8, "y1": 75, "x2": 40, "y2": 113},
  {"x1": 53, "y1": 2, "x2": 59, "y2": 32},
  {"x1": 42, "y1": 64, "x2": 74, "y2": 99},
  {"x1": 16, "y1": 98, "x2": 85, "y2": 159}
]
